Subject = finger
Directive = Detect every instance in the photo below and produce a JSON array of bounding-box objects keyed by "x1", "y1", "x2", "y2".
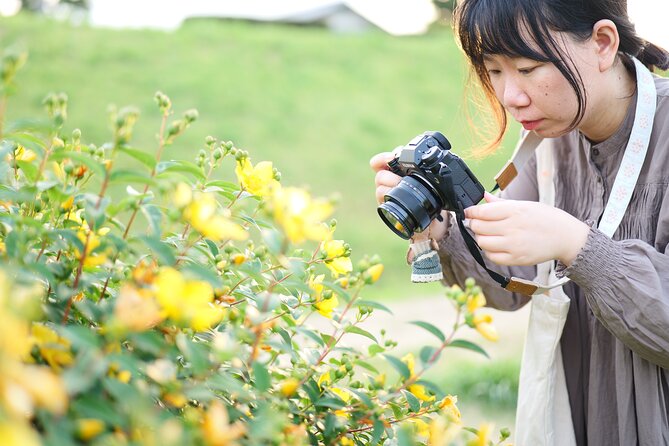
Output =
[
  {"x1": 483, "y1": 251, "x2": 515, "y2": 266},
  {"x1": 375, "y1": 186, "x2": 393, "y2": 204},
  {"x1": 374, "y1": 169, "x2": 401, "y2": 188},
  {"x1": 484, "y1": 191, "x2": 503, "y2": 203},
  {"x1": 475, "y1": 234, "x2": 509, "y2": 252},
  {"x1": 468, "y1": 218, "x2": 507, "y2": 236},
  {"x1": 464, "y1": 202, "x2": 511, "y2": 221},
  {"x1": 369, "y1": 152, "x2": 395, "y2": 172}
]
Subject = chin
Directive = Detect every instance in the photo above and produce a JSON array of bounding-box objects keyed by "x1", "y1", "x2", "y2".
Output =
[{"x1": 533, "y1": 125, "x2": 570, "y2": 139}]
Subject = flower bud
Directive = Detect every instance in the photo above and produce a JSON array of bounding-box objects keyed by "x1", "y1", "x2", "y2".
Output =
[
  {"x1": 183, "y1": 109, "x2": 199, "y2": 123},
  {"x1": 205, "y1": 135, "x2": 216, "y2": 146}
]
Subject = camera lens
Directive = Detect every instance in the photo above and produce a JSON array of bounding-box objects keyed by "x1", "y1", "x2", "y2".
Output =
[
  {"x1": 378, "y1": 202, "x2": 413, "y2": 239},
  {"x1": 377, "y1": 175, "x2": 443, "y2": 239}
]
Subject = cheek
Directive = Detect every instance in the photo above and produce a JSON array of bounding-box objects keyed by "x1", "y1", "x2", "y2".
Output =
[{"x1": 536, "y1": 79, "x2": 578, "y2": 117}]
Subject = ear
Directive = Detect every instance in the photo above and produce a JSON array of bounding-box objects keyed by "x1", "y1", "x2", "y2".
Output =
[{"x1": 591, "y1": 19, "x2": 620, "y2": 72}]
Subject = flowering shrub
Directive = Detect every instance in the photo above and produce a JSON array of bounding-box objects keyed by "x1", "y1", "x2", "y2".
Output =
[{"x1": 0, "y1": 49, "x2": 511, "y2": 446}]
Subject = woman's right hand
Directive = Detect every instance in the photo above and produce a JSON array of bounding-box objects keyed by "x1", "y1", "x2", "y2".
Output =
[{"x1": 369, "y1": 151, "x2": 450, "y2": 247}]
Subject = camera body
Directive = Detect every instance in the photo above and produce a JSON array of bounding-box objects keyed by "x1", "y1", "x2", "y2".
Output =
[{"x1": 377, "y1": 131, "x2": 485, "y2": 239}]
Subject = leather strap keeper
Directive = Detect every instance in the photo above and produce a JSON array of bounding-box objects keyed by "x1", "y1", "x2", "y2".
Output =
[
  {"x1": 494, "y1": 161, "x2": 518, "y2": 191},
  {"x1": 505, "y1": 277, "x2": 539, "y2": 295}
]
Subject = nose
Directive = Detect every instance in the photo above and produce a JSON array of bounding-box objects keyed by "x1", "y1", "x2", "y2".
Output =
[{"x1": 501, "y1": 77, "x2": 530, "y2": 109}]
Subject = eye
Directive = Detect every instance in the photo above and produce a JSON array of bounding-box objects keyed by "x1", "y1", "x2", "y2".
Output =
[
  {"x1": 486, "y1": 69, "x2": 501, "y2": 77},
  {"x1": 518, "y1": 63, "x2": 542, "y2": 75}
]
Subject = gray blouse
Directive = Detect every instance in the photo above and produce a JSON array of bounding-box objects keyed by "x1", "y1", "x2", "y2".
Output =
[{"x1": 436, "y1": 75, "x2": 669, "y2": 446}]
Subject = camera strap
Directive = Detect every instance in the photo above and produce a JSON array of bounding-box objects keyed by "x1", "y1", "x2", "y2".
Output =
[{"x1": 467, "y1": 56, "x2": 657, "y2": 296}]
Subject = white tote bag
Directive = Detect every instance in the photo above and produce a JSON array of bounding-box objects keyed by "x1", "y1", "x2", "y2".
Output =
[{"x1": 514, "y1": 140, "x2": 576, "y2": 446}]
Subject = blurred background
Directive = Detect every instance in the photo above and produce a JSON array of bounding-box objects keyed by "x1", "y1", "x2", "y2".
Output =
[{"x1": 1, "y1": 0, "x2": 665, "y2": 431}]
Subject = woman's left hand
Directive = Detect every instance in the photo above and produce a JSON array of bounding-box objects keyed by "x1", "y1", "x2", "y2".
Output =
[{"x1": 464, "y1": 192, "x2": 590, "y2": 266}]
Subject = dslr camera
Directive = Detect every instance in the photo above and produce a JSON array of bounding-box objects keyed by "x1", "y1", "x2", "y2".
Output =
[{"x1": 377, "y1": 131, "x2": 485, "y2": 239}]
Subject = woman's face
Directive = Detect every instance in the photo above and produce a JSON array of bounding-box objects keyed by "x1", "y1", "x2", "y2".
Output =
[{"x1": 482, "y1": 35, "x2": 600, "y2": 138}]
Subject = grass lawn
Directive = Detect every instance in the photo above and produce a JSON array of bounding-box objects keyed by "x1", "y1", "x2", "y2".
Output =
[{"x1": 0, "y1": 12, "x2": 520, "y2": 300}]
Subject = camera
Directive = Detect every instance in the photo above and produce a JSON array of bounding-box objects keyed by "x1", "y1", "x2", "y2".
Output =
[{"x1": 377, "y1": 131, "x2": 485, "y2": 239}]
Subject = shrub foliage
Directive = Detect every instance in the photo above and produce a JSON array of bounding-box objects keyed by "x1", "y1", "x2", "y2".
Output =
[{"x1": 0, "y1": 48, "x2": 510, "y2": 446}]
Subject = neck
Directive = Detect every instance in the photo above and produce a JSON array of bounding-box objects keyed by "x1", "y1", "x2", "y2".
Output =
[{"x1": 579, "y1": 62, "x2": 637, "y2": 143}]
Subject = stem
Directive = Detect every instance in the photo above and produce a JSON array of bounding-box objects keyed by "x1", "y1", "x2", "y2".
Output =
[{"x1": 100, "y1": 111, "x2": 169, "y2": 299}]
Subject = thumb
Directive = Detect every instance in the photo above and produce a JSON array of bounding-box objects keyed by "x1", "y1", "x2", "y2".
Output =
[{"x1": 484, "y1": 191, "x2": 503, "y2": 203}]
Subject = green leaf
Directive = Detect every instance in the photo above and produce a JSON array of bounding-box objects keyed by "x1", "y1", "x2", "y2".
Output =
[
  {"x1": 136, "y1": 236, "x2": 176, "y2": 265},
  {"x1": 409, "y1": 320, "x2": 446, "y2": 343},
  {"x1": 181, "y1": 261, "x2": 223, "y2": 288},
  {"x1": 383, "y1": 354, "x2": 410, "y2": 379},
  {"x1": 204, "y1": 239, "x2": 219, "y2": 257},
  {"x1": 294, "y1": 327, "x2": 325, "y2": 347},
  {"x1": 372, "y1": 418, "x2": 385, "y2": 445},
  {"x1": 5, "y1": 130, "x2": 48, "y2": 154},
  {"x1": 205, "y1": 180, "x2": 239, "y2": 191},
  {"x1": 402, "y1": 389, "x2": 421, "y2": 413},
  {"x1": 50, "y1": 150, "x2": 106, "y2": 177},
  {"x1": 177, "y1": 334, "x2": 210, "y2": 375},
  {"x1": 109, "y1": 169, "x2": 156, "y2": 186},
  {"x1": 16, "y1": 160, "x2": 38, "y2": 182},
  {"x1": 140, "y1": 203, "x2": 162, "y2": 237},
  {"x1": 117, "y1": 145, "x2": 156, "y2": 169},
  {"x1": 355, "y1": 299, "x2": 393, "y2": 314},
  {"x1": 368, "y1": 344, "x2": 385, "y2": 356},
  {"x1": 448, "y1": 339, "x2": 489, "y2": 358},
  {"x1": 345, "y1": 325, "x2": 378, "y2": 343},
  {"x1": 315, "y1": 397, "x2": 347, "y2": 410},
  {"x1": 349, "y1": 388, "x2": 374, "y2": 408},
  {"x1": 355, "y1": 359, "x2": 379, "y2": 374},
  {"x1": 419, "y1": 345, "x2": 440, "y2": 365},
  {"x1": 156, "y1": 160, "x2": 206, "y2": 181},
  {"x1": 252, "y1": 361, "x2": 271, "y2": 392}
]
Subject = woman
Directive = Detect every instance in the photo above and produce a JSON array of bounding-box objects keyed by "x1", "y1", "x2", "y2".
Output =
[{"x1": 371, "y1": 0, "x2": 669, "y2": 444}]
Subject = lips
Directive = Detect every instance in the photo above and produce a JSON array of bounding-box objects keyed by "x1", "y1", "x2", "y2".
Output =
[{"x1": 520, "y1": 119, "x2": 544, "y2": 131}]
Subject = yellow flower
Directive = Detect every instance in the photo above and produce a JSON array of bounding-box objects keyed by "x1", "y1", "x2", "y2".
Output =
[
  {"x1": 473, "y1": 314, "x2": 499, "y2": 342},
  {"x1": 0, "y1": 422, "x2": 40, "y2": 446},
  {"x1": 235, "y1": 158, "x2": 279, "y2": 197},
  {"x1": 402, "y1": 353, "x2": 416, "y2": 378},
  {"x1": 280, "y1": 378, "x2": 300, "y2": 397},
  {"x1": 76, "y1": 419, "x2": 105, "y2": 441},
  {"x1": 309, "y1": 274, "x2": 339, "y2": 318},
  {"x1": 270, "y1": 187, "x2": 333, "y2": 244},
  {"x1": 365, "y1": 263, "x2": 384, "y2": 283},
  {"x1": 469, "y1": 423, "x2": 493, "y2": 446},
  {"x1": 317, "y1": 371, "x2": 331, "y2": 389},
  {"x1": 163, "y1": 392, "x2": 188, "y2": 408},
  {"x1": 61, "y1": 196, "x2": 75, "y2": 211},
  {"x1": 438, "y1": 395, "x2": 461, "y2": 422},
  {"x1": 173, "y1": 182, "x2": 192, "y2": 207},
  {"x1": 315, "y1": 294, "x2": 339, "y2": 319},
  {"x1": 331, "y1": 387, "x2": 352, "y2": 403},
  {"x1": 323, "y1": 240, "x2": 347, "y2": 259},
  {"x1": 12, "y1": 145, "x2": 37, "y2": 162},
  {"x1": 429, "y1": 416, "x2": 462, "y2": 446},
  {"x1": 466, "y1": 292, "x2": 487, "y2": 313},
  {"x1": 325, "y1": 256, "x2": 352, "y2": 277},
  {"x1": 202, "y1": 400, "x2": 246, "y2": 446},
  {"x1": 339, "y1": 437, "x2": 355, "y2": 446},
  {"x1": 113, "y1": 284, "x2": 163, "y2": 332},
  {"x1": 154, "y1": 267, "x2": 225, "y2": 331},
  {"x1": 183, "y1": 192, "x2": 248, "y2": 242},
  {"x1": 12, "y1": 365, "x2": 69, "y2": 415},
  {"x1": 408, "y1": 384, "x2": 435, "y2": 402},
  {"x1": 30, "y1": 323, "x2": 74, "y2": 371},
  {"x1": 409, "y1": 418, "x2": 431, "y2": 437}
]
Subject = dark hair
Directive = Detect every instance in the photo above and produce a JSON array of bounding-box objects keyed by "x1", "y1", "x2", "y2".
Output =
[{"x1": 454, "y1": 0, "x2": 669, "y2": 151}]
